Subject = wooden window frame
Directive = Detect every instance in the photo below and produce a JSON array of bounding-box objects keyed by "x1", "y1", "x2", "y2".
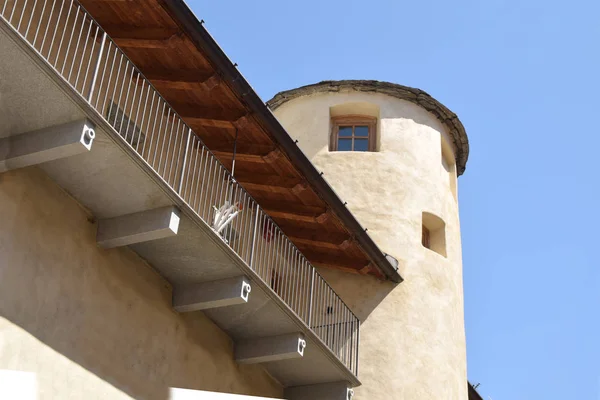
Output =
[{"x1": 330, "y1": 115, "x2": 377, "y2": 152}]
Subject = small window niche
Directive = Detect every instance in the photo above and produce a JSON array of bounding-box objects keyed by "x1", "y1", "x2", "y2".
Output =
[
  {"x1": 329, "y1": 102, "x2": 380, "y2": 152},
  {"x1": 422, "y1": 212, "x2": 447, "y2": 257}
]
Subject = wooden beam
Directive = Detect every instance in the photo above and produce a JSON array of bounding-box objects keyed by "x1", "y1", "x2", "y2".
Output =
[
  {"x1": 170, "y1": 102, "x2": 245, "y2": 123},
  {"x1": 212, "y1": 148, "x2": 283, "y2": 165},
  {"x1": 106, "y1": 26, "x2": 184, "y2": 49},
  {"x1": 280, "y1": 224, "x2": 350, "y2": 246},
  {"x1": 300, "y1": 249, "x2": 370, "y2": 271},
  {"x1": 137, "y1": 68, "x2": 215, "y2": 91},
  {"x1": 258, "y1": 200, "x2": 327, "y2": 218},
  {"x1": 267, "y1": 209, "x2": 331, "y2": 225},
  {"x1": 206, "y1": 141, "x2": 275, "y2": 156},
  {"x1": 186, "y1": 117, "x2": 233, "y2": 130}
]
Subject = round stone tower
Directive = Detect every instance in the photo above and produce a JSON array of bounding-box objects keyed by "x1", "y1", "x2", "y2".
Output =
[{"x1": 268, "y1": 80, "x2": 469, "y2": 400}]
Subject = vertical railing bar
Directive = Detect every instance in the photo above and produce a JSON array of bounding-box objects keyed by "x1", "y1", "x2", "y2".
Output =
[
  {"x1": 156, "y1": 112, "x2": 172, "y2": 174},
  {"x1": 96, "y1": 40, "x2": 118, "y2": 111},
  {"x1": 87, "y1": 30, "x2": 106, "y2": 102},
  {"x1": 147, "y1": 99, "x2": 164, "y2": 164},
  {"x1": 199, "y1": 146, "x2": 210, "y2": 213},
  {"x1": 24, "y1": 0, "x2": 40, "y2": 39},
  {"x1": 105, "y1": 52, "x2": 122, "y2": 122},
  {"x1": 124, "y1": 72, "x2": 140, "y2": 141},
  {"x1": 197, "y1": 145, "x2": 209, "y2": 213},
  {"x1": 168, "y1": 122, "x2": 183, "y2": 185},
  {"x1": 289, "y1": 247, "x2": 297, "y2": 310},
  {"x1": 73, "y1": 15, "x2": 93, "y2": 90},
  {"x1": 139, "y1": 90, "x2": 156, "y2": 156},
  {"x1": 16, "y1": 0, "x2": 29, "y2": 31},
  {"x1": 39, "y1": 0, "x2": 57, "y2": 53},
  {"x1": 129, "y1": 78, "x2": 144, "y2": 146},
  {"x1": 2, "y1": 0, "x2": 10, "y2": 16},
  {"x1": 113, "y1": 60, "x2": 130, "y2": 131},
  {"x1": 151, "y1": 102, "x2": 166, "y2": 166},
  {"x1": 182, "y1": 138, "x2": 195, "y2": 201},
  {"x1": 135, "y1": 81, "x2": 150, "y2": 152},
  {"x1": 32, "y1": 0, "x2": 50, "y2": 47},
  {"x1": 46, "y1": 0, "x2": 65, "y2": 59},
  {"x1": 117, "y1": 63, "x2": 135, "y2": 137},
  {"x1": 203, "y1": 157, "x2": 217, "y2": 218},
  {"x1": 177, "y1": 129, "x2": 192, "y2": 193},
  {"x1": 59, "y1": 4, "x2": 79, "y2": 73},
  {"x1": 188, "y1": 144, "x2": 201, "y2": 207},
  {"x1": 163, "y1": 115, "x2": 178, "y2": 178},
  {"x1": 52, "y1": 0, "x2": 72, "y2": 63},
  {"x1": 307, "y1": 268, "x2": 315, "y2": 326},
  {"x1": 81, "y1": 24, "x2": 99, "y2": 95},
  {"x1": 66, "y1": 6, "x2": 85, "y2": 81},
  {"x1": 99, "y1": 43, "x2": 116, "y2": 110},
  {"x1": 292, "y1": 249, "x2": 302, "y2": 318},
  {"x1": 197, "y1": 153, "x2": 210, "y2": 214},
  {"x1": 8, "y1": 0, "x2": 21, "y2": 23}
]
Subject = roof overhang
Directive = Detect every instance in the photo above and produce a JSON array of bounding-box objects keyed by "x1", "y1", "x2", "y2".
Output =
[
  {"x1": 77, "y1": 0, "x2": 402, "y2": 282},
  {"x1": 268, "y1": 80, "x2": 469, "y2": 176}
]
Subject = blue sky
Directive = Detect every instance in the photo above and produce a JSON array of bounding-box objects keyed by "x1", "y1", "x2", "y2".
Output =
[{"x1": 189, "y1": 1, "x2": 600, "y2": 398}]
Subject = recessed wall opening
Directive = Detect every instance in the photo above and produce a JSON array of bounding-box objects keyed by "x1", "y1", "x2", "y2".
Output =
[
  {"x1": 422, "y1": 212, "x2": 447, "y2": 257},
  {"x1": 441, "y1": 136, "x2": 457, "y2": 200},
  {"x1": 329, "y1": 102, "x2": 380, "y2": 152}
]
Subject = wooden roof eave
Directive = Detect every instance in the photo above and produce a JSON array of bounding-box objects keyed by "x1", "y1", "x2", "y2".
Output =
[{"x1": 79, "y1": 0, "x2": 402, "y2": 283}]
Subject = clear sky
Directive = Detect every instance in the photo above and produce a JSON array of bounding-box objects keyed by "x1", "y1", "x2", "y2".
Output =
[{"x1": 188, "y1": 1, "x2": 600, "y2": 398}]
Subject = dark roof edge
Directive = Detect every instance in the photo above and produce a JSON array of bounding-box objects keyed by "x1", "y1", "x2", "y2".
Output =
[
  {"x1": 159, "y1": 0, "x2": 403, "y2": 283},
  {"x1": 468, "y1": 381, "x2": 485, "y2": 400},
  {"x1": 267, "y1": 80, "x2": 469, "y2": 176}
]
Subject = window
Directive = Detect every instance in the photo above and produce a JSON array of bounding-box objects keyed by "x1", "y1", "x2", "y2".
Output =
[
  {"x1": 422, "y1": 226, "x2": 431, "y2": 249},
  {"x1": 422, "y1": 212, "x2": 447, "y2": 257},
  {"x1": 330, "y1": 116, "x2": 376, "y2": 152}
]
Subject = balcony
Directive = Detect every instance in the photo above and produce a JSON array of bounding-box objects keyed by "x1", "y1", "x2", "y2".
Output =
[{"x1": 0, "y1": 0, "x2": 359, "y2": 394}]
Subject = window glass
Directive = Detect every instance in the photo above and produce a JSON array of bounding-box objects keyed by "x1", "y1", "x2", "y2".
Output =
[
  {"x1": 354, "y1": 139, "x2": 369, "y2": 151},
  {"x1": 354, "y1": 126, "x2": 369, "y2": 137},
  {"x1": 339, "y1": 126, "x2": 353, "y2": 137},
  {"x1": 337, "y1": 138, "x2": 352, "y2": 151}
]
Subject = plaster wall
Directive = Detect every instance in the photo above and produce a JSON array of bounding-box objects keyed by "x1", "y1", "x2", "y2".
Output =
[
  {"x1": 273, "y1": 91, "x2": 467, "y2": 399},
  {"x1": 0, "y1": 167, "x2": 283, "y2": 400}
]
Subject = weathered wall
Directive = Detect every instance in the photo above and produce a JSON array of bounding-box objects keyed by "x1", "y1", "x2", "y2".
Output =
[
  {"x1": 0, "y1": 167, "x2": 283, "y2": 400},
  {"x1": 273, "y1": 91, "x2": 467, "y2": 400}
]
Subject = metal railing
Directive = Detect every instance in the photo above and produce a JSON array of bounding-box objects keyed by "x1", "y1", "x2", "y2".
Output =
[{"x1": 0, "y1": 0, "x2": 360, "y2": 375}]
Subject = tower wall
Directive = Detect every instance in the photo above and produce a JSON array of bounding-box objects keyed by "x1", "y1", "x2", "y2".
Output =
[{"x1": 273, "y1": 91, "x2": 467, "y2": 400}]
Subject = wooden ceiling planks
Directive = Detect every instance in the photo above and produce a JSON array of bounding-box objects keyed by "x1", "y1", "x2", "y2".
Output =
[{"x1": 79, "y1": 0, "x2": 380, "y2": 278}]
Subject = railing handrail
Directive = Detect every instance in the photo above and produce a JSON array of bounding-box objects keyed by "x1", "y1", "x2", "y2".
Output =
[{"x1": 0, "y1": 0, "x2": 359, "y2": 376}]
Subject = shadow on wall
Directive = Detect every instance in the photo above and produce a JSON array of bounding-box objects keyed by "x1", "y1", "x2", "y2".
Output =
[
  {"x1": 316, "y1": 267, "x2": 397, "y2": 323},
  {"x1": 0, "y1": 168, "x2": 282, "y2": 400}
]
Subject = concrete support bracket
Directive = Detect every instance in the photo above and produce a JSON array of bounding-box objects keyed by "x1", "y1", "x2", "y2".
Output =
[
  {"x1": 0, "y1": 119, "x2": 96, "y2": 173},
  {"x1": 285, "y1": 382, "x2": 354, "y2": 400},
  {"x1": 235, "y1": 333, "x2": 307, "y2": 364},
  {"x1": 173, "y1": 276, "x2": 252, "y2": 312},
  {"x1": 96, "y1": 206, "x2": 180, "y2": 248}
]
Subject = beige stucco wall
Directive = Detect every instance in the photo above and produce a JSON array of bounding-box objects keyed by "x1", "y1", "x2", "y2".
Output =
[
  {"x1": 273, "y1": 91, "x2": 467, "y2": 399},
  {"x1": 0, "y1": 167, "x2": 283, "y2": 400}
]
